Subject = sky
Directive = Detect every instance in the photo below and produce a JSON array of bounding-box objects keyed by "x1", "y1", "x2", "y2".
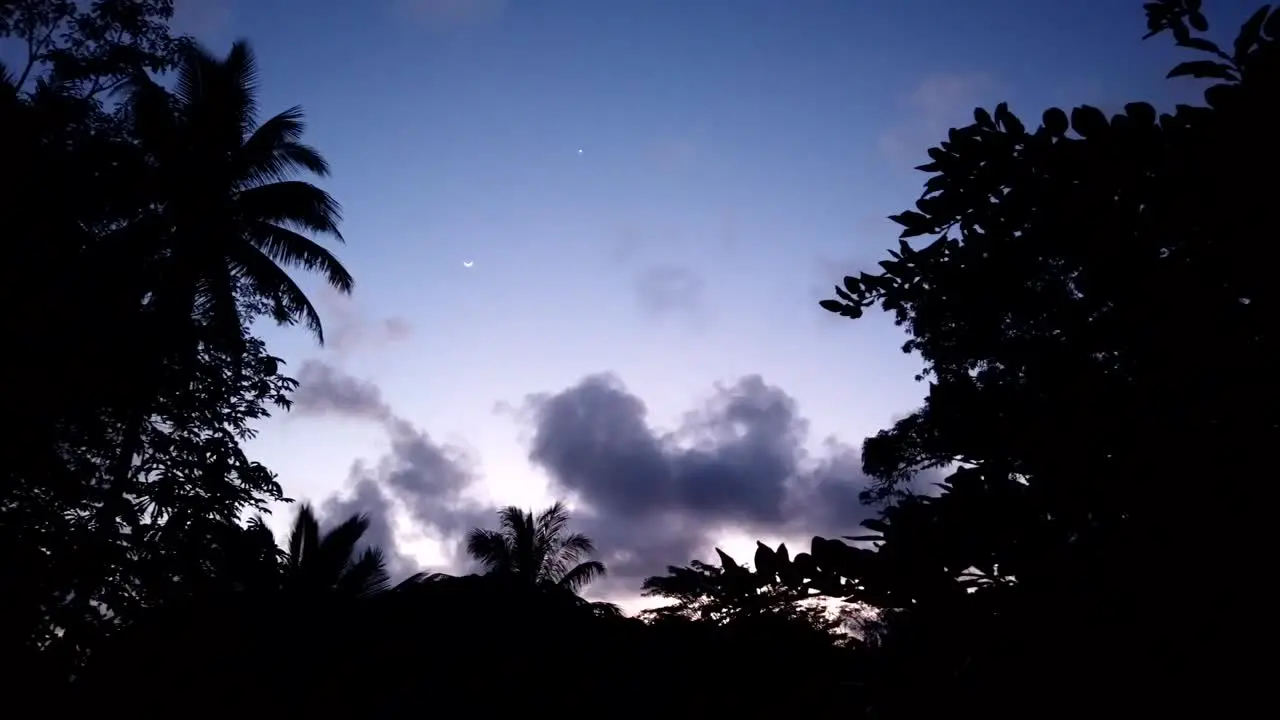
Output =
[{"x1": 160, "y1": 0, "x2": 1256, "y2": 609}]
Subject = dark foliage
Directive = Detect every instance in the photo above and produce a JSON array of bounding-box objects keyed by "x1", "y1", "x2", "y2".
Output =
[
  {"x1": 810, "y1": 0, "x2": 1277, "y2": 715},
  {"x1": 76, "y1": 508, "x2": 861, "y2": 714},
  {"x1": 0, "y1": 0, "x2": 344, "y2": 689},
  {"x1": 2, "y1": 0, "x2": 1272, "y2": 716}
]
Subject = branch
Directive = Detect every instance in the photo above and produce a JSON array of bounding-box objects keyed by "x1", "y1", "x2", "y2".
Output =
[{"x1": 14, "y1": 6, "x2": 72, "y2": 91}]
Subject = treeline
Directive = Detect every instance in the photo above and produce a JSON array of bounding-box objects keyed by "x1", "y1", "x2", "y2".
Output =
[
  {"x1": 1, "y1": 0, "x2": 1274, "y2": 717},
  {"x1": 74, "y1": 503, "x2": 863, "y2": 713}
]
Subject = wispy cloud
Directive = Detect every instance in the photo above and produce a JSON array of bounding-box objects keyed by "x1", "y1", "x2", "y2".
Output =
[
  {"x1": 315, "y1": 288, "x2": 413, "y2": 356},
  {"x1": 634, "y1": 264, "x2": 706, "y2": 323},
  {"x1": 877, "y1": 72, "x2": 1001, "y2": 166}
]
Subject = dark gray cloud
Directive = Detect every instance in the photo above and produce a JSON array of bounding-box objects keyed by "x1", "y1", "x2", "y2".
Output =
[
  {"x1": 292, "y1": 361, "x2": 926, "y2": 599},
  {"x1": 520, "y1": 373, "x2": 903, "y2": 596},
  {"x1": 293, "y1": 360, "x2": 392, "y2": 421},
  {"x1": 634, "y1": 264, "x2": 705, "y2": 320},
  {"x1": 293, "y1": 360, "x2": 490, "y2": 581},
  {"x1": 320, "y1": 475, "x2": 419, "y2": 581},
  {"x1": 370, "y1": 416, "x2": 494, "y2": 568}
]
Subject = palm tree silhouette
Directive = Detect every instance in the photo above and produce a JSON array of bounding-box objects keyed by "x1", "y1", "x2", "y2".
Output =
[
  {"x1": 101, "y1": 40, "x2": 356, "y2": 520},
  {"x1": 283, "y1": 504, "x2": 390, "y2": 600},
  {"x1": 123, "y1": 39, "x2": 352, "y2": 347},
  {"x1": 465, "y1": 501, "x2": 607, "y2": 595}
]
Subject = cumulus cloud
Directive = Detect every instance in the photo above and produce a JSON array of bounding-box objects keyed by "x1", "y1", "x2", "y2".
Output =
[
  {"x1": 519, "y1": 373, "x2": 900, "y2": 595},
  {"x1": 291, "y1": 361, "x2": 926, "y2": 600},
  {"x1": 293, "y1": 360, "x2": 392, "y2": 421},
  {"x1": 291, "y1": 360, "x2": 490, "y2": 580},
  {"x1": 321, "y1": 476, "x2": 419, "y2": 581}
]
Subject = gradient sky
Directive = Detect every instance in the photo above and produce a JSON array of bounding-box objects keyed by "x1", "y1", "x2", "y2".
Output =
[{"x1": 159, "y1": 0, "x2": 1254, "y2": 607}]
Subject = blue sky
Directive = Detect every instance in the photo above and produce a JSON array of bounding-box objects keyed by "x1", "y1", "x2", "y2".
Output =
[{"x1": 161, "y1": 0, "x2": 1257, "y2": 606}]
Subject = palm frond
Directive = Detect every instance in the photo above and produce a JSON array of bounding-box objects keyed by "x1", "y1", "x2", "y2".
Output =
[
  {"x1": 239, "y1": 106, "x2": 331, "y2": 184},
  {"x1": 535, "y1": 501, "x2": 572, "y2": 540},
  {"x1": 317, "y1": 512, "x2": 373, "y2": 577},
  {"x1": 335, "y1": 546, "x2": 391, "y2": 598},
  {"x1": 286, "y1": 504, "x2": 320, "y2": 573},
  {"x1": 226, "y1": 239, "x2": 328, "y2": 341},
  {"x1": 465, "y1": 527, "x2": 513, "y2": 573},
  {"x1": 489, "y1": 505, "x2": 539, "y2": 581},
  {"x1": 244, "y1": 218, "x2": 351, "y2": 288},
  {"x1": 558, "y1": 560, "x2": 606, "y2": 594},
  {"x1": 222, "y1": 40, "x2": 261, "y2": 134},
  {"x1": 170, "y1": 45, "x2": 203, "y2": 108},
  {"x1": 236, "y1": 181, "x2": 343, "y2": 236},
  {"x1": 496, "y1": 505, "x2": 529, "y2": 535},
  {"x1": 557, "y1": 532, "x2": 596, "y2": 566}
]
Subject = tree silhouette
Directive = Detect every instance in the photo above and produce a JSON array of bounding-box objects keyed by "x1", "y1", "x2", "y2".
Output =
[
  {"x1": 123, "y1": 39, "x2": 352, "y2": 347},
  {"x1": 0, "y1": 0, "x2": 187, "y2": 99},
  {"x1": 10, "y1": 0, "x2": 1276, "y2": 713},
  {"x1": 643, "y1": 545, "x2": 821, "y2": 625},
  {"x1": 804, "y1": 1, "x2": 1278, "y2": 715},
  {"x1": 282, "y1": 504, "x2": 391, "y2": 600},
  {"x1": 0, "y1": 11, "x2": 326, "y2": 684},
  {"x1": 466, "y1": 501, "x2": 607, "y2": 593}
]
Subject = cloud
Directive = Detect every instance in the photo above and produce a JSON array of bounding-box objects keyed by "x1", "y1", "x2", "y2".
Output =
[
  {"x1": 376, "y1": 416, "x2": 490, "y2": 542},
  {"x1": 519, "y1": 373, "x2": 909, "y2": 595},
  {"x1": 320, "y1": 476, "x2": 419, "y2": 580},
  {"x1": 878, "y1": 73, "x2": 999, "y2": 165},
  {"x1": 634, "y1": 264, "x2": 706, "y2": 321},
  {"x1": 393, "y1": 0, "x2": 507, "y2": 30},
  {"x1": 316, "y1": 288, "x2": 412, "y2": 355},
  {"x1": 292, "y1": 362, "x2": 930, "y2": 600},
  {"x1": 293, "y1": 360, "x2": 392, "y2": 421},
  {"x1": 292, "y1": 360, "x2": 490, "y2": 580}
]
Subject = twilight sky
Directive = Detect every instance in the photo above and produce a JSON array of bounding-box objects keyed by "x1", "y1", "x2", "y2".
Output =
[{"x1": 167, "y1": 0, "x2": 1251, "y2": 607}]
